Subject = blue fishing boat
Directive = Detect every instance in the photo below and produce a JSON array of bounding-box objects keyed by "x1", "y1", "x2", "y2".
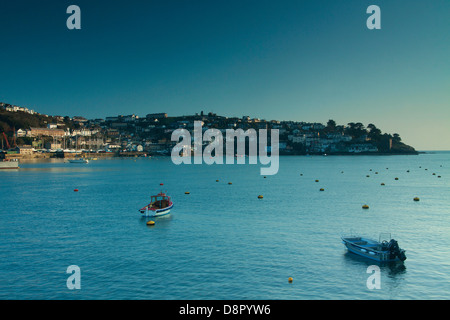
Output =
[{"x1": 341, "y1": 233, "x2": 407, "y2": 262}]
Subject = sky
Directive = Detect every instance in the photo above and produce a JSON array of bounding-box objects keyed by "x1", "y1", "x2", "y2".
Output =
[{"x1": 0, "y1": 0, "x2": 449, "y2": 150}]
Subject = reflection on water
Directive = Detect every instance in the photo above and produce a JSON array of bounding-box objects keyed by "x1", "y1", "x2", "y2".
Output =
[
  {"x1": 16, "y1": 158, "x2": 115, "y2": 173},
  {"x1": 342, "y1": 250, "x2": 407, "y2": 294},
  {"x1": 139, "y1": 214, "x2": 174, "y2": 227},
  {"x1": 19, "y1": 158, "x2": 66, "y2": 164},
  {"x1": 343, "y1": 251, "x2": 407, "y2": 275},
  {"x1": 384, "y1": 261, "x2": 407, "y2": 277},
  {"x1": 19, "y1": 167, "x2": 96, "y2": 173}
]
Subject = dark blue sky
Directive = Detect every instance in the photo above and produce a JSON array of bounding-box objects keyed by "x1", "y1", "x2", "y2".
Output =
[{"x1": 0, "y1": 0, "x2": 449, "y2": 149}]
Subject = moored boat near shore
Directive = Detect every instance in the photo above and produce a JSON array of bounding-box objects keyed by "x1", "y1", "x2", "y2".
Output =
[
  {"x1": 0, "y1": 159, "x2": 19, "y2": 170},
  {"x1": 68, "y1": 158, "x2": 89, "y2": 164}
]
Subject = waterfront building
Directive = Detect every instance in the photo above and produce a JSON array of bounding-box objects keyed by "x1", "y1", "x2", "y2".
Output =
[
  {"x1": 18, "y1": 145, "x2": 34, "y2": 155},
  {"x1": 29, "y1": 127, "x2": 65, "y2": 138}
]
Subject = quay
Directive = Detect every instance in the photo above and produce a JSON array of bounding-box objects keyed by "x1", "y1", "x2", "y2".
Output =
[{"x1": 1, "y1": 150, "x2": 148, "y2": 161}]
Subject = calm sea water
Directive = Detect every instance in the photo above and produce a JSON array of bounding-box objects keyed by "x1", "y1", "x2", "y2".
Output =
[{"x1": 1, "y1": 152, "x2": 449, "y2": 300}]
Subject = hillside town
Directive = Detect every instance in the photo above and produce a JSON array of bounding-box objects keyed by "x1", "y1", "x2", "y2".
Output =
[{"x1": 0, "y1": 101, "x2": 417, "y2": 159}]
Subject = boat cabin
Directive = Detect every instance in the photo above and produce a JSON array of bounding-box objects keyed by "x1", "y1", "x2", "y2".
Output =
[{"x1": 151, "y1": 193, "x2": 171, "y2": 209}]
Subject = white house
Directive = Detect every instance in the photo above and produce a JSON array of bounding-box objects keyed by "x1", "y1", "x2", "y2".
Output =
[{"x1": 16, "y1": 129, "x2": 28, "y2": 137}]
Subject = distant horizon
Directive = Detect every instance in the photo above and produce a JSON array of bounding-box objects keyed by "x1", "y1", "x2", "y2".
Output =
[{"x1": 1, "y1": 0, "x2": 449, "y2": 151}]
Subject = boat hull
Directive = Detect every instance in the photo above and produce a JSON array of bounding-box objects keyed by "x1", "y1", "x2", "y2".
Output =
[
  {"x1": 0, "y1": 161, "x2": 19, "y2": 169},
  {"x1": 140, "y1": 203, "x2": 173, "y2": 217},
  {"x1": 342, "y1": 236, "x2": 405, "y2": 262},
  {"x1": 68, "y1": 159, "x2": 89, "y2": 163},
  {"x1": 344, "y1": 242, "x2": 391, "y2": 262}
]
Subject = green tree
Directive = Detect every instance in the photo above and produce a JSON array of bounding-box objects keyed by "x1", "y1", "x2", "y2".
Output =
[
  {"x1": 393, "y1": 133, "x2": 401, "y2": 143},
  {"x1": 326, "y1": 119, "x2": 336, "y2": 131},
  {"x1": 367, "y1": 123, "x2": 381, "y2": 139}
]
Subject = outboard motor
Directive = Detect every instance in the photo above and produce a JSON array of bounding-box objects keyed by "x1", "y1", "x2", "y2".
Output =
[
  {"x1": 397, "y1": 249, "x2": 407, "y2": 262},
  {"x1": 387, "y1": 239, "x2": 407, "y2": 261}
]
